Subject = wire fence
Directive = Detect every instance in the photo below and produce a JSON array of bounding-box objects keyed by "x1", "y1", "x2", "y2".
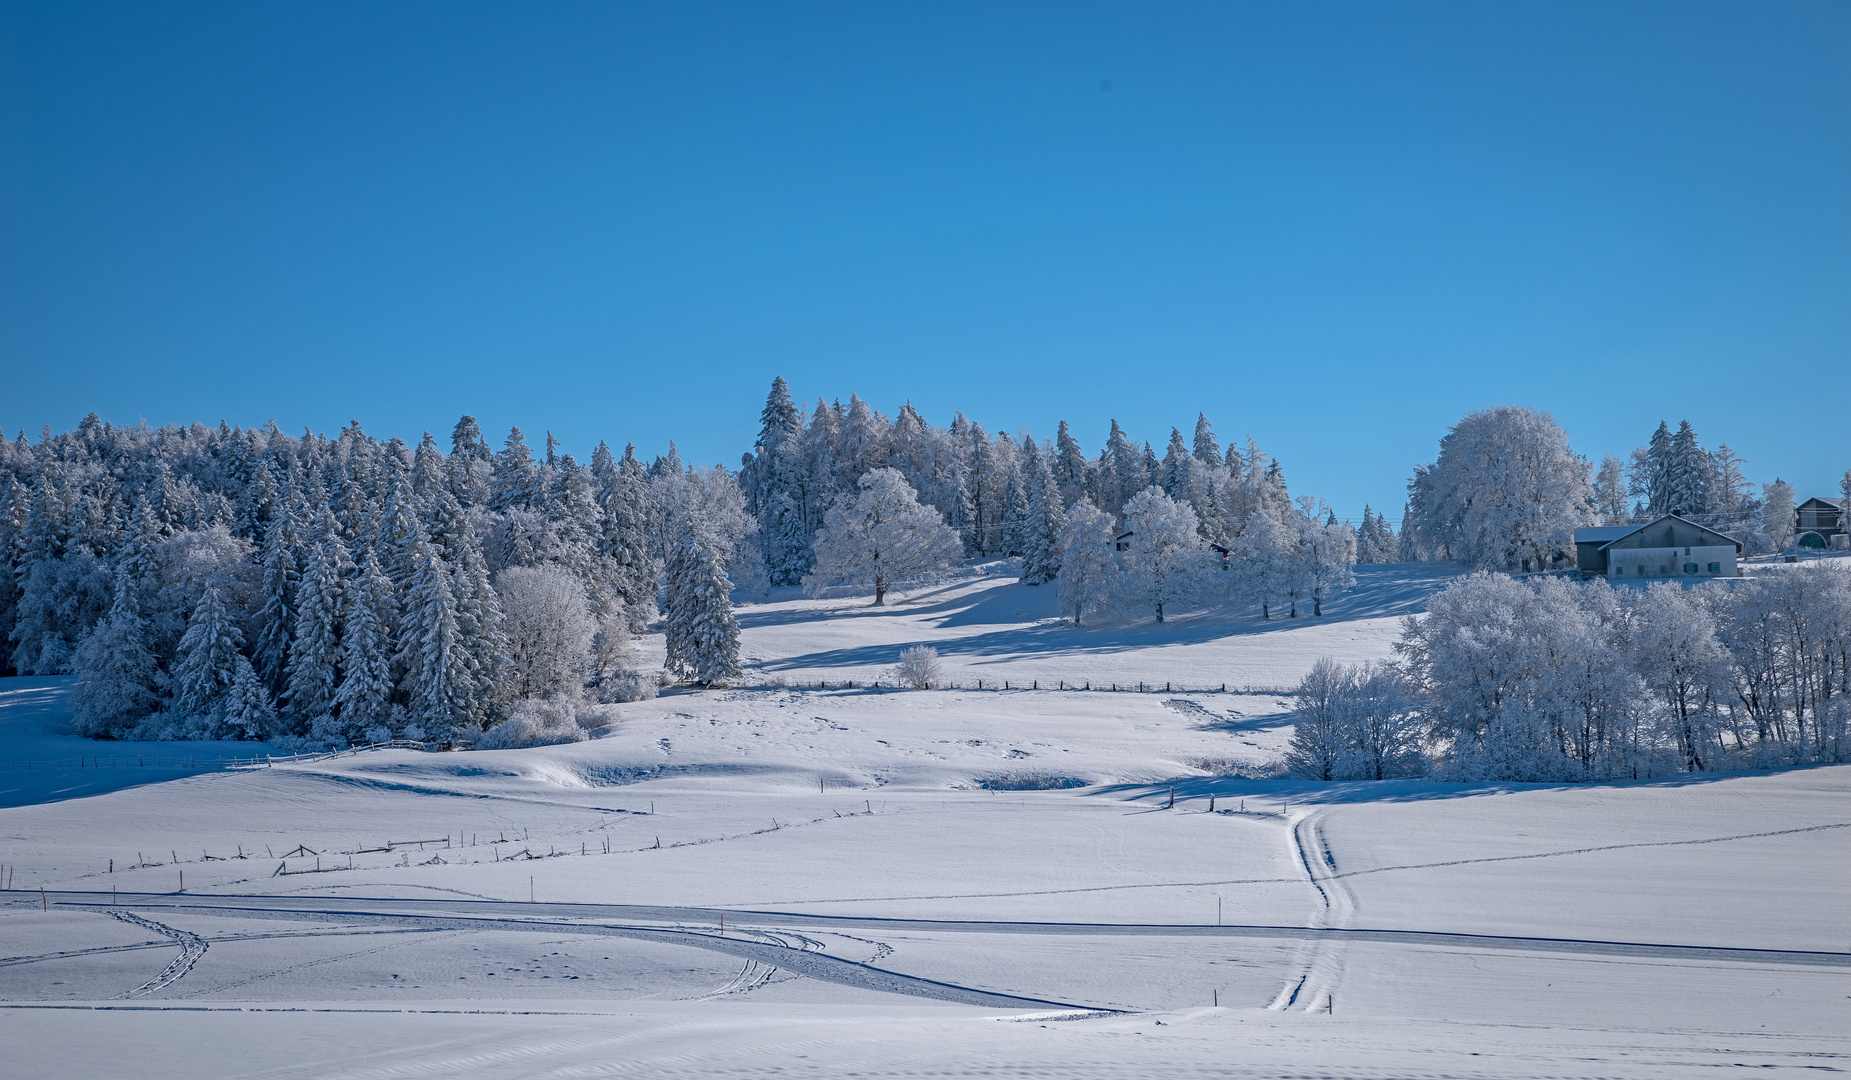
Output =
[
  {"x1": 0, "y1": 739, "x2": 450, "y2": 773},
  {"x1": 740, "y1": 678, "x2": 1297, "y2": 695}
]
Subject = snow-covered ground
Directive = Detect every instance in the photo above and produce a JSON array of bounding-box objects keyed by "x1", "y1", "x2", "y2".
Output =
[
  {"x1": 3, "y1": 565, "x2": 1848, "y2": 1077},
  {"x1": 721, "y1": 559, "x2": 1469, "y2": 690}
]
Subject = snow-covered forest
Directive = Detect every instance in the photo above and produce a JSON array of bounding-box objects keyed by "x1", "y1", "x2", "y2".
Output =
[
  {"x1": 0, "y1": 382, "x2": 1354, "y2": 748},
  {"x1": 2, "y1": 384, "x2": 1846, "y2": 771}
]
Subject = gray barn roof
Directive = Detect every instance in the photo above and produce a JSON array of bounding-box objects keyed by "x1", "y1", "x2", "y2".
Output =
[{"x1": 1573, "y1": 526, "x2": 1638, "y2": 544}]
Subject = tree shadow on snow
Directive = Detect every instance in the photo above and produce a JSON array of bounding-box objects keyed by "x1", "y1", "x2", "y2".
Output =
[{"x1": 1088, "y1": 764, "x2": 1848, "y2": 807}]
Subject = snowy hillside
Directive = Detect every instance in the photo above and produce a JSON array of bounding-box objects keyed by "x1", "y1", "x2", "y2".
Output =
[
  {"x1": 717, "y1": 559, "x2": 1468, "y2": 690},
  {"x1": 3, "y1": 571, "x2": 1847, "y2": 1078}
]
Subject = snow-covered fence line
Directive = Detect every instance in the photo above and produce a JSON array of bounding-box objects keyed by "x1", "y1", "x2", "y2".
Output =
[
  {"x1": 1, "y1": 739, "x2": 452, "y2": 773},
  {"x1": 2, "y1": 753, "x2": 235, "y2": 771},
  {"x1": 740, "y1": 677, "x2": 1294, "y2": 695}
]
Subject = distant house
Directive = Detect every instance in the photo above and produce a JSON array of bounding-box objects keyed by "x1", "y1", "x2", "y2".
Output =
[
  {"x1": 1113, "y1": 531, "x2": 1232, "y2": 568},
  {"x1": 1795, "y1": 497, "x2": 1847, "y2": 549},
  {"x1": 1574, "y1": 515, "x2": 1742, "y2": 579}
]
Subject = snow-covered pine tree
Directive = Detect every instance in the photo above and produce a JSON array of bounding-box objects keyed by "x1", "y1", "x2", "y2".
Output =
[
  {"x1": 223, "y1": 653, "x2": 277, "y2": 740},
  {"x1": 1053, "y1": 420, "x2": 1092, "y2": 511},
  {"x1": 1018, "y1": 439, "x2": 1067, "y2": 586},
  {"x1": 1192, "y1": 413, "x2": 1220, "y2": 466},
  {"x1": 490, "y1": 427, "x2": 542, "y2": 513},
  {"x1": 1630, "y1": 421, "x2": 1674, "y2": 516},
  {"x1": 251, "y1": 510, "x2": 297, "y2": 694},
  {"x1": 450, "y1": 535, "x2": 509, "y2": 730},
  {"x1": 172, "y1": 583, "x2": 245, "y2": 727},
  {"x1": 1161, "y1": 428, "x2": 1190, "y2": 500},
  {"x1": 397, "y1": 538, "x2": 475, "y2": 738},
  {"x1": 331, "y1": 548, "x2": 396, "y2": 739},
  {"x1": 1665, "y1": 420, "x2": 1718, "y2": 520},
  {"x1": 596, "y1": 443, "x2": 657, "y2": 623},
  {"x1": 805, "y1": 468, "x2": 962, "y2": 605},
  {"x1": 1104, "y1": 420, "x2": 1142, "y2": 519},
  {"x1": 1117, "y1": 487, "x2": 1217, "y2": 623},
  {"x1": 284, "y1": 515, "x2": 352, "y2": 728},
  {"x1": 665, "y1": 535, "x2": 741, "y2": 685},
  {"x1": 1055, "y1": 498, "x2": 1118, "y2": 626},
  {"x1": 447, "y1": 415, "x2": 492, "y2": 507},
  {"x1": 69, "y1": 570, "x2": 165, "y2": 738}
]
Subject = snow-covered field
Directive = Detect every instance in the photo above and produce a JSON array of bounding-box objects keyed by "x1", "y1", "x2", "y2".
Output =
[{"x1": 3, "y1": 566, "x2": 1848, "y2": 1078}]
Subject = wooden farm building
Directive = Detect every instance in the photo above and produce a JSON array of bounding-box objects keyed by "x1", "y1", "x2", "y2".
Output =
[{"x1": 1574, "y1": 515, "x2": 1742, "y2": 579}]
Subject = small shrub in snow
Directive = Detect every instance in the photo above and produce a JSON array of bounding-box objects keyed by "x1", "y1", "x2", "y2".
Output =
[
  {"x1": 891, "y1": 645, "x2": 944, "y2": 689},
  {"x1": 476, "y1": 697, "x2": 591, "y2": 750},
  {"x1": 595, "y1": 669, "x2": 658, "y2": 703},
  {"x1": 978, "y1": 773, "x2": 1089, "y2": 791}
]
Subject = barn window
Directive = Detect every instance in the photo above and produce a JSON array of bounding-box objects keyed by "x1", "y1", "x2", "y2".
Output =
[
  {"x1": 1708, "y1": 562, "x2": 1720, "y2": 573},
  {"x1": 1684, "y1": 563, "x2": 1698, "y2": 574},
  {"x1": 1613, "y1": 566, "x2": 1624, "y2": 575}
]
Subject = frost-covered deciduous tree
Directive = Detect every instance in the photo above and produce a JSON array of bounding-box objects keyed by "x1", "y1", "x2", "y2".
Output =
[
  {"x1": 1593, "y1": 456, "x2": 1629, "y2": 525},
  {"x1": 1294, "y1": 498, "x2": 1357, "y2": 617},
  {"x1": 806, "y1": 469, "x2": 961, "y2": 605},
  {"x1": 497, "y1": 565, "x2": 595, "y2": 700},
  {"x1": 1232, "y1": 509, "x2": 1294, "y2": 619},
  {"x1": 1760, "y1": 479, "x2": 1796, "y2": 553},
  {"x1": 890, "y1": 644, "x2": 943, "y2": 689},
  {"x1": 1403, "y1": 406, "x2": 1593, "y2": 572},
  {"x1": 1117, "y1": 488, "x2": 1217, "y2": 623},
  {"x1": 665, "y1": 535, "x2": 741, "y2": 685},
  {"x1": 1629, "y1": 583, "x2": 1729, "y2": 772},
  {"x1": 1285, "y1": 659, "x2": 1423, "y2": 781},
  {"x1": 1056, "y1": 498, "x2": 1118, "y2": 627}
]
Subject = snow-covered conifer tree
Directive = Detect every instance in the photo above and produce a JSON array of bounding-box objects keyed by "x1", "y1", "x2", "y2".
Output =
[
  {"x1": 284, "y1": 515, "x2": 352, "y2": 728},
  {"x1": 1053, "y1": 420, "x2": 1092, "y2": 511},
  {"x1": 665, "y1": 535, "x2": 741, "y2": 685},
  {"x1": 331, "y1": 549, "x2": 396, "y2": 738},
  {"x1": 1018, "y1": 440, "x2": 1067, "y2": 586},
  {"x1": 1191, "y1": 413, "x2": 1220, "y2": 466},
  {"x1": 223, "y1": 654, "x2": 278, "y2": 740},
  {"x1": 805, "y1": 469, "x2": 961, "y2": 605},
  {"x1": 490, "y1": 427, "x2": 542, "y2": 513},
  {"x1": 172, "y1": 583, "x2": 245, "y2": 726},
  {"x1": 69, "y1": 571, "x2": 165, "y2": 738},
  {"x1": 397, "y1": 539, "x2": 474, "y2": 738}
]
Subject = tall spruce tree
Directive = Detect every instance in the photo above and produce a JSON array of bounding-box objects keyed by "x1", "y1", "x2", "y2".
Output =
[{"x1": 665, "y1": 535, "x2": 741, "y2": 685}]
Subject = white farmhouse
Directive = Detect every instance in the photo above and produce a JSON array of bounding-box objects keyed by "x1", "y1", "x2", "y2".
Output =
[{"x1": 1574, "y1": 514, "x2": 1741, "y2": 580}]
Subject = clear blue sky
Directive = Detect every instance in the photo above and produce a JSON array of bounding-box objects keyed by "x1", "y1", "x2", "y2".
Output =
[{"x1": 3, "y1": 1, "x2": 1846, "y2": 518}]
